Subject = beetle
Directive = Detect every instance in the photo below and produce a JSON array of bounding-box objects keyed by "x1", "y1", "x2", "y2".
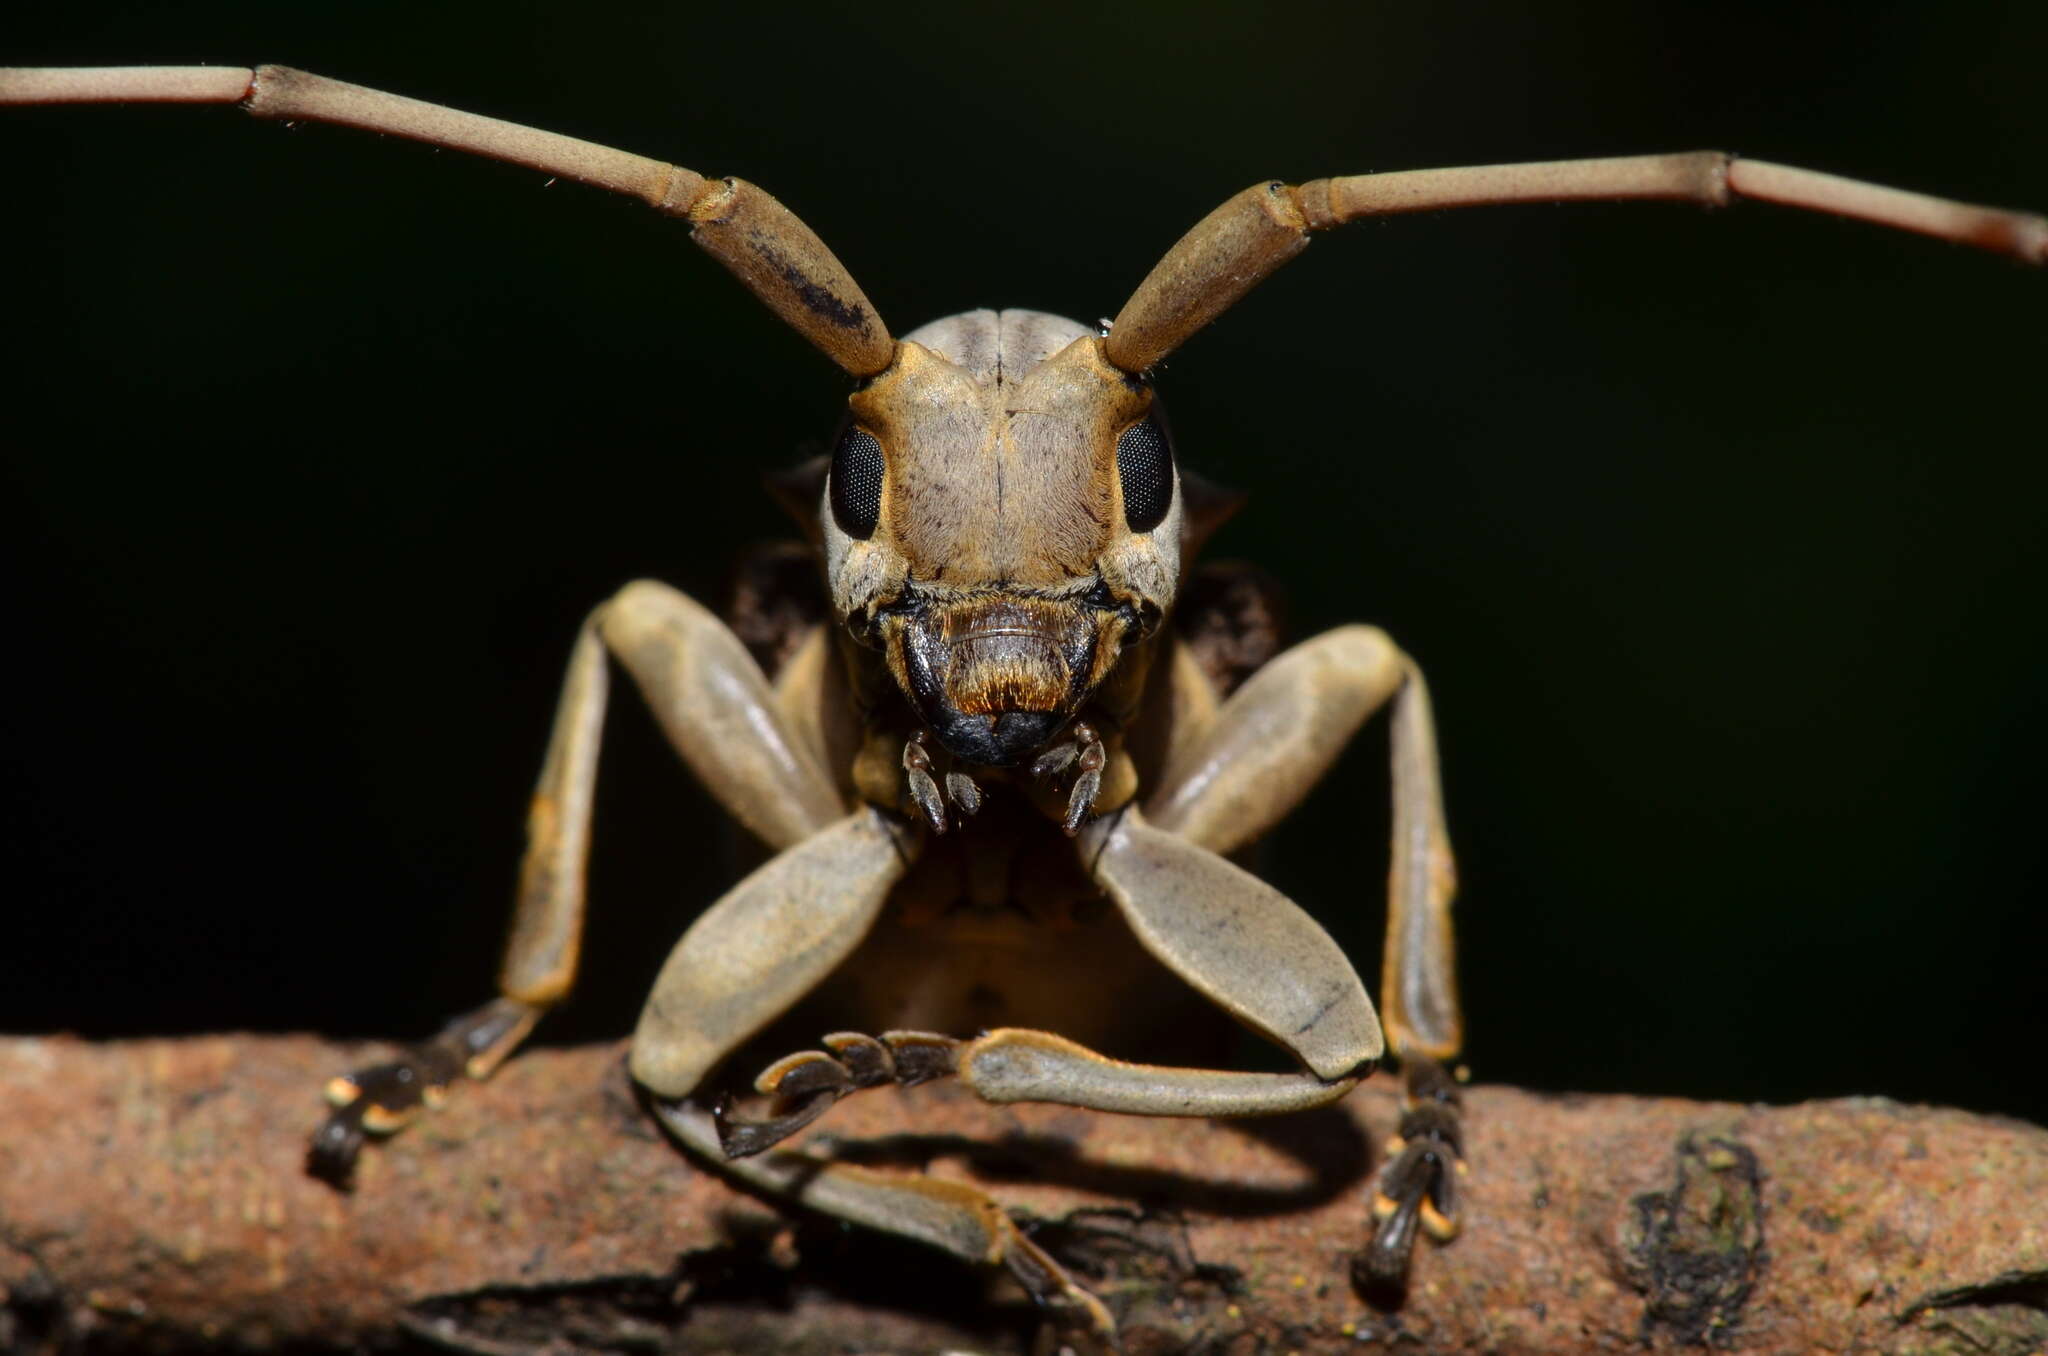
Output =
[{"x1": 4, "y1": 45, "x2": 2048, "y2": 1351}]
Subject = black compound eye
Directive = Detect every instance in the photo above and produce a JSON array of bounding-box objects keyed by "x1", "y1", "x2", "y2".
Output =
[
  {"x1": 1116, "y1": 415, "x2": 1174, "y2": 533},
  {"x1": 829, "y1": 424, "x2": 885, "y2": 539}
]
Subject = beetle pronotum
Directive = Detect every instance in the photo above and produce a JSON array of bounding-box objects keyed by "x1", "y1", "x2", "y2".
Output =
[{"x1": 5, "y1": 52, "x2": 2040, "y2": 1341}]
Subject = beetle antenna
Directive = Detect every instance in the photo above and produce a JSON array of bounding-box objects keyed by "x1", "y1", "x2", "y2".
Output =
[
  {"x1": 1106, "y1": 153, "x2": 2046, "y2": 373},
  {"x1": 0, "y1": 65, "x2": 897, "y2": 376}
]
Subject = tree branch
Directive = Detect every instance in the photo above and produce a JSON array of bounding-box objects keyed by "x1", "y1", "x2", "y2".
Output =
[{"x1": 1, "y1": 1035, "x2": 2043, "y2": 1353}]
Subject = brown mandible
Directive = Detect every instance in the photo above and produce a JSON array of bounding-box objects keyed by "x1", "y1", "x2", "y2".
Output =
[{"x1": 5, "y1": 63, "x2": 2041, "y2": 1346}]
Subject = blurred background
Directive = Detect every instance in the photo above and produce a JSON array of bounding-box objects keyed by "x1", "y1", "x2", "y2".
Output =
[{"x1": 4, "y1": 2, "x2": 2042, "y2": 1128}]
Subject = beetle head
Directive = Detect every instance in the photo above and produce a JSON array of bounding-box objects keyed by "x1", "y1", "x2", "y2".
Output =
[{"x1": 819, "y1": 310, "x2": 1184, "y2": 767}]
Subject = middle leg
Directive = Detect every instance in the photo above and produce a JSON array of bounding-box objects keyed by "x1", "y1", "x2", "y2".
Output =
[
  {"x1": 312, "y1": 578, "x2": 848, "y2": 1178},
  {"x1": 1142, "y1": 624, "x2": 1466, "y2": 1284}
]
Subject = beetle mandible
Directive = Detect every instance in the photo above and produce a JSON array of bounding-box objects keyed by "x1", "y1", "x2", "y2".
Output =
[{"x1": 4, "y1": 63, "x2": 2041, "y2": 1341}]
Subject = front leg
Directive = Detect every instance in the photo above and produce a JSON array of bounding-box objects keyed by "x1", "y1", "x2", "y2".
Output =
[
  {"x1": 627, "y1": 816, "x2": 1116, "y2": 1344},
  {"x1": 648, "y1": 1099, "x2": 1116, "y2": 1345},
  {"x1": 626, "y1": 807, "x2": 915, "y2": 1100},
  {"x1": 723, "y1": 1025, "x2": 1361, "y2": 1152},
  {"x1": 720, "y1": 805, "x2": 1379, "y2": 1149}
]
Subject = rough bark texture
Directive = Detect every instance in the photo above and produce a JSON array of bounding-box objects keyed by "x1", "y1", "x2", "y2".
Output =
[{"x1": 1, "y1": 1035, "x2": 2043, "y2": 1354}]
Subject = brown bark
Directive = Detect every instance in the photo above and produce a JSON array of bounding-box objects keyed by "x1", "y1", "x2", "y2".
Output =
[{"x1": 1, "y1": 1034, "x2": 2043, "y2": 1354}]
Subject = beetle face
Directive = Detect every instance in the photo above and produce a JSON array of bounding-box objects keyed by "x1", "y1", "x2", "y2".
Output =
[{"x1": 820, "y1": 310, "x2": 1184, "y2": 766}]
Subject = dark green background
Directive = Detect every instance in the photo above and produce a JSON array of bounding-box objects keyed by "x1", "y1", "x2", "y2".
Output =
[{"x1": 4, "y1": 3, "x2": 2042, "y2": 1127}]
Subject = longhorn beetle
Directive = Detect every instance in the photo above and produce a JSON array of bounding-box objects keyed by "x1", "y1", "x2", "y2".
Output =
[{"x1": 4, "y1": 63, "x2": 2041, "y2": 1341}]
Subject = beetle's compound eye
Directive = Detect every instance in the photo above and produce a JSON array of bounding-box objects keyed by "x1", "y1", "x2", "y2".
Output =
[
  {"x1": 830, "y1": 424, "x2": 885, "y2": 539},
  {"x1": 1116, "y1": 415, "x2": 1174, "y2": 533}
]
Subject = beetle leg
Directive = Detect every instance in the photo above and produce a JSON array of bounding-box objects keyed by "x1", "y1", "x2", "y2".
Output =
[
  {"x1": 726, "y1": 1021, "x2": 1361, "y2": 1158},
  {"x1": 628, "y1": 816, "x2": 1114, "y2": 1333},
  {"x1": 1142, "y1": 626, "x2": 1465, "y2": 1282},
  {"x1": 307, "y1": 997, "x2": 538, "y2": 1182},
  {"x1": 1146, "y1": 624, "x2": 1407, "y2": 857},
  {"x1": 959, "y1": 1027, "x2": 1363, "y2": 1115},
  {"x1": 716, "y1": 1031, "x2": 957, "y2": 1156},
  {"x1": 1088, "y1": 805, "x2": 1384, "y2": 1079},
  {"x1": 629, "y1": 807, "x2": 916, "y2": 1099},
  {"x1": 313, "y1": 579, "x2": 849, "y2": 1179},
  {"x1": 1354, "y1": 1053, "x2": 1465, "y2": 1292},
  {"x1": 649, "y1": 1099, "x2": 1117, "y2": 1344},
  {"x1": 1363, "y1": 670, "x2": 1466, "y2": 1287},
  {"x1": 722, "y1": 804, "x2": 1382, "y2": 1151},
  {"x1": 644, "y1": 927, "x2": 1117, "y2": 1343}
]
